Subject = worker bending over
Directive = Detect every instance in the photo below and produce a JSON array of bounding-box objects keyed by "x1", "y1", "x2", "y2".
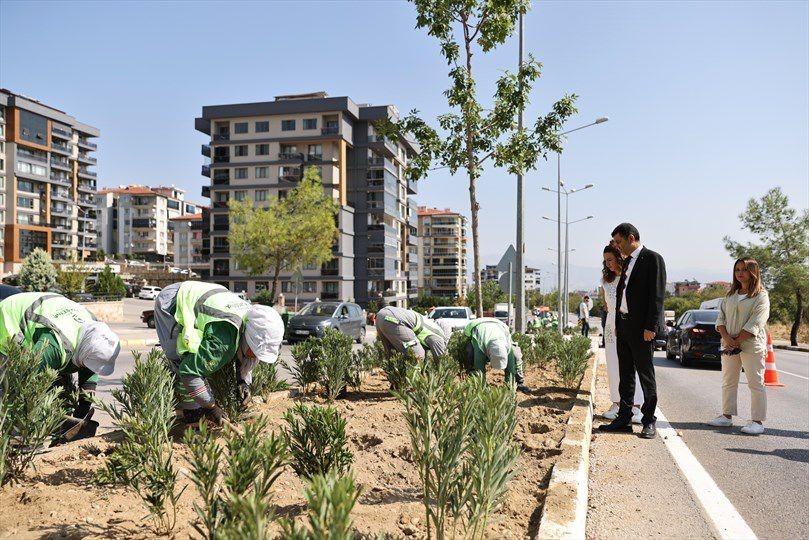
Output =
[
  {"x1": 463, "y1": 317, "x2": 528, "y2": 391},
  {"x1": 375, "y1": 306, "x2": 452, "y2": 360}
]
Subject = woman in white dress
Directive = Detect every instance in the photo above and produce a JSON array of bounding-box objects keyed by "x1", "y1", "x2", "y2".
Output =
[{"x1": 601, "y1": 242, "x2": 643, "y2": 422}]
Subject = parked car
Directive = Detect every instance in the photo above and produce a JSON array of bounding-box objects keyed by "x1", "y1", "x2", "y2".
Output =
[
  {"x1": 665, "y1": 309, "x2": 721, "y2": 366},
  {"x1": 138, "y1": 286, "x2": 162, "y2": 300},
  {"x1": 428, "y1": 306, "x2": 474, "y2": 331},
  {"x1": 494, "y1": 302, "x2": 512, "y2": 325},
  {"x1": 73, "y1": 292, "x2": 95, "y2": 302},
  {"x1": 125, "y1": 283, "x2": 142, "y2": 298},
  {"x1": 285, "y1": 301, "x2": 366, "y2": 344},
  {"x1": 0, "y1": 284, "x2": 21, "y2": 300},
  {"x1": 142, "y1": 309, "x2": 156, "y2": 328}
]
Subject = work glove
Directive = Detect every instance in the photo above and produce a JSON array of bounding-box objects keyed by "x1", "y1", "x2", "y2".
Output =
[
  {"x1": 203, "y1": 404, "x2": 227, "y2": 426},
  {"x1": 237, "y1": 381, "x2": 251, "y2": 406}
]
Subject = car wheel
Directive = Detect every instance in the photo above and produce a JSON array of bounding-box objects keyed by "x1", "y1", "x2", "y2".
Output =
[
  {"x1": 679, "y1": 348, "x2": 691, "y2": 367},
  {"x1": 147, "y1": 317, "x2": 156, "y2": 329},
  {"x1": 356, "y1": 327, "x2": 366, "y2": 344},
  {"x1": 665, "y1": 344, "x2": 676, "y2": 360}
]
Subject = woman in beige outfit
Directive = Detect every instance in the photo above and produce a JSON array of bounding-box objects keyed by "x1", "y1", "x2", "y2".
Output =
[{"x1": 708, "y1": 257, "x2": 770, "y2": 435}]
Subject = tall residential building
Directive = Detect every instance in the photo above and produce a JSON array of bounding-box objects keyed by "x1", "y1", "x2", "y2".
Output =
[
  {"x1": 170, "y1": 212, "x2": 209, "y2": 277},
  {"x1": 416, "y1": 206, "x2": 468, "y2": 299},
  {"x1": 195, "y1": 92, "x2": 419, "y2": 307},
  {"x1": 0, "y1": 89, "x2": 99, "y2": 273},
  {"x1": 96, "y1": 185, "x2": 201, "y2": 261},
  {"x1": 482, "y1": 262, "x2": 542, "y2": 292}
]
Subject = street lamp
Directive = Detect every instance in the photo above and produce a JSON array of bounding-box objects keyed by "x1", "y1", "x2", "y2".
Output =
[{"x1": 549, "y1": 117, "x2": 608, "y2": 334}]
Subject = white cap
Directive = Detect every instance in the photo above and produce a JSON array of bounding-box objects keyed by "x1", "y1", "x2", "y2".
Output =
[
  {"x1": 74, "y1": 321, "x2": 120, "y2": 376},
  {"x1": 243, "y1": 305, "x2": 284, "y2": 364},
  {"x1": 486, "y1": 339, "x2": 509, "y2": 370}
]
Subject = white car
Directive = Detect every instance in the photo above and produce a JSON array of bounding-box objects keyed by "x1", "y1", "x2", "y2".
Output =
[
  {"x1": 138, "y1": 286, "x2": 162, "y2": 300},
  {"x1": 428, "y1": 306, "x2": 475, "y2": 332}
]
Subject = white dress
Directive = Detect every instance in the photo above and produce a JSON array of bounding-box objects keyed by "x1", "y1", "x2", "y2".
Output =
[{"x1": 602, "y1": 278, "x2": 643, "y2": 404}]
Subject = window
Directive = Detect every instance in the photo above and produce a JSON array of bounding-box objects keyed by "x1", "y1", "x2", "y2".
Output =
[
  {"x1": 255, "y1": 121, "x2": 269, "y2": 132},
  {"x1": 213, "y1": 259, "x2": 229, "y2": 276},
  {"x1": 17, "y1": 179, "x2": 34, "y2": 193},
  {"x1": 15, "y1": 161, "x2": 46, "y2": 176},
  {"x1": 234, "y1": 190, "x2": 246, "y2": 201},
  {"x1": 302, "y1": 262, "x2": 318, "y2": 270},
  {"x1": 307, "y1": 144, "x2": 322, "y2": 159},
  {"x1": 281, "y1": 120, "x2": 296, "y2": 131},
  {"x1": 256, "y1": 144, "x2": 269, "y2": 156},
  {"x1": 234, "y1": 122, "x2": 248, "y2": 134},
  {"x1": 255, "y1": 167, "x2": 269, "y2": 179},
  {"x1": 303, "y1": 118, "x2": 317, "y2": 130},
  {"x1": 302, "y1": 281, "x2": 317, "y2": 293},
  {"x1": 255, "y1": 189, "x2": 268, "y2": 201},
  {"x1": 186, "y1": 204, "x2": 196, "y2": 214},
  {"x1": 255, "y1": 281, "x2": 269, "y2": 292},
  {"x1": 278, "y1": 190, "x2": 287, "y2": 200},
  {"x1": 167, "y1": 199, "x2": 180, "y2": 210},
  {"x1": 17, "y1": 196, "x2": 34, "y2": 209},
  {"x1": 235, "y1": 168, "x2": 248, "y2": 179},
  {"x1": 19, "y1": 229, "x2": 47, "y2": 258},
  {"x1": 215, "y1": 191, "x2": 229, "y2": 203},
  {"x1": 235, "y1": 145, "x2": 248, "y2": 157}
]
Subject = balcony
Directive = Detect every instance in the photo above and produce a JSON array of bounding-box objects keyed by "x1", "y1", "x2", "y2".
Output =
[
  {"x1": 202, "y1": 165, "x2": 211, "y2": 177},
  {"x1": 278, "y1": 152, "x2": 303, "y2": 160},
  {"x1": 52, "y1": 189, "x2": 71, "y2": 201},
  {"x1": 77, "y1": 167, "x2": 97, "y2": 178},
  {"x1": 78, "y1": 183, "x2": 96, "y2": 193},
  {"x1": 213, "y1": 132, "x2": 230, "y2": 142},
  {"x1": 52, "y1": 126, "x2": 72, "y2": 138},
  {"x1": 201, "y1": 144, "x2": 211, "y2": 158},
  {"x1": 321, "y1": 126, "x2": 339, "y2": 135},
  {"x1": 78, "y1": 153, "x2": 97, "y2": 165},
  {"x1": 132, "y1": 218, "x2": 157, "y2": 228},
  {"x1": 50, "y1": 205, "x2": 71, "y2": 216},
  {"x1": 213, "y1": 155, "x2": 230, "y2": 164},
  {"x1": 307, "y1": 154, "x2": 323, "y2": 162},
  {"x1": 49, "y1": 173, "x2": 71, "y2": 186},
  {"x1": 18, "y1": 149, "x2": 47, "y2": 163},
  {"x1": 78, "y1": 139, "x2": 98, "y2": 150},
  {"x1": 201, "y1": 185, "x2": 211, "y2": 198},
  {"x1": 50, "y1": 157, "x2": 71, "y2": 171},
  {"x1": 213, "y1": 171, "x2": 230, "y2": 185},
  {"x1": 78, "y1": 196, "x2": 94, "y2": 206},
  {"x1": 279, "y1": 169, "x2": 302, "y2": 182},
  {"x1": 51, "y1": 142, "x2": 71, "y2": 155}
]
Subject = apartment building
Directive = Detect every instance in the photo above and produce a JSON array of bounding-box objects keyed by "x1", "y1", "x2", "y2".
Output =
[
  {"x1": 0, "y1": 89, "x2": 99, "y2": 273},
  {"x1": 416, "y1": 206, "x2": 468, "y2": 299},
  {"x1": 96, "y1": 185, "x2": 201, "y2": 261},
  {"x1": 482, "y1": 263, "x2": 543, "y2": 292},
  {"x1": 195, "y1": 92, "x2": 419, "y2": 307},
  {"x1": 170, "y1": 212, "x2": 209, "y2": 276}
]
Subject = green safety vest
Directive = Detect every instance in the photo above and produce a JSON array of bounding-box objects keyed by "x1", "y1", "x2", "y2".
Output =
[
  {"x1": 0, "y1": 292, "x2": 94, "y2": 369},
  {"x1": 382, "y1": 310, "x2": 443, "y2": 349},
  {"x1": 175, "y1": 282, "x2": 251, "y2": 356},
  {"x1": 463, "y1": 318, "x2": 513, "y2": 353}
]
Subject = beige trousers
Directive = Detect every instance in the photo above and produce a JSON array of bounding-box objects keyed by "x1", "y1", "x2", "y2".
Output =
[{"x1": 721, "y1": 350, "x2": 767, "y2": 422}]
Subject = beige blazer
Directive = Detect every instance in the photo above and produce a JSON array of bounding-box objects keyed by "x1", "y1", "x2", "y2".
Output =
[{"x1": 715, "y1": 290, "x2": 770, "y2": 355}]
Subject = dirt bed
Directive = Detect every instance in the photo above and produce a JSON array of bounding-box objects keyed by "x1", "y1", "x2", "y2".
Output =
[{"x1": 0, "y1": 363, "x2": 576, "y2": 539}]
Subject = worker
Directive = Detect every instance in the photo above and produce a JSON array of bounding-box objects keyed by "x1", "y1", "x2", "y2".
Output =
[
  {"x1": 462, "y1": 317, "x2": 528, "y2": 391},
  {"x1": 374, "y1": 305, "x2": 452, "y2": 360},
  {"x1": 0, "y1": 292, "x2": 120, "y2": 422},
  {"x1": 154, "y1": 281, "x2": 284, "y2": 426}
]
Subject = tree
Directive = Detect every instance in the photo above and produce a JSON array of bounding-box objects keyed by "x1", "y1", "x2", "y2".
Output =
[
  {"x1": 724, "y1": 187, "x2": 809, "y2": 346},
  {"x1": 377, "y1": 0, "x2": 577, "y2": 316},
  {"x1": 57, "y1": 256, "x2": 87, "y2": 298},
  {"x1": 18, "y1": 248, "x2": 58, "y2": 292},
  {"x1": 229, "y1": 168, "x2": 339, "y2": 303},
  {"x1": 95, "y1": 248, "x2": 106, "y2": 262},
  {"x1": 93, "y1": 265, "x2": 126, "y2": 297},
  {"x1": 466, "y1": 280, "x2": 506, "y2": 312}
]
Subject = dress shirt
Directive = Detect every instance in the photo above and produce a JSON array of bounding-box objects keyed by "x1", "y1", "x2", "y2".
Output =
[{"x1": 619, "y1": 244, "x2": 644, "y2": 314}]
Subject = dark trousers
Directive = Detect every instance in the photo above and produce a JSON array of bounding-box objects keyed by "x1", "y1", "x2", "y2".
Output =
[
  {"x1": 616, "y1": 315, "x2": 657, "y2": 425},
  {"x1": 580, "y1": 319, "x2": 590, "y2": 337}
]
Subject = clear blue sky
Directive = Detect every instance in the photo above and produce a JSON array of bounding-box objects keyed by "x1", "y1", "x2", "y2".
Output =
[{"x1": 2, "y1": 0, "x2": 807, "y2": 290}]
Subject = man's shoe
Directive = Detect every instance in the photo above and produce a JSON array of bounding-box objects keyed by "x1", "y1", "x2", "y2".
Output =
[
  {"x1": 640, "y1": 423, "x2": 657, "y2": 439},
  {"x1": 597, "y1": 419, "x2": 633, "y2": 433},
  {"x1": 516, "y1": 384, "x2": 531, "y2": 393},
  {"x1": 707, "y1": 415, "x2": 733, "y2": 427}
]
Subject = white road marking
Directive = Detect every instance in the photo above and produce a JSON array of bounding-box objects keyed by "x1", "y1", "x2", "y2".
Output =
[
  {"x1": 775, "y1": 369, "x2": 809, "y2": 381},
  {"x1": 656, "y1": 407, "x2": 757, "y2": 540}
]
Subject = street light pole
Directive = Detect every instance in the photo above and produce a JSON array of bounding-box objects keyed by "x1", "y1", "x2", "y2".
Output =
[{"x1": 515, "y1": 12, "x2": 526, "y2": 333}]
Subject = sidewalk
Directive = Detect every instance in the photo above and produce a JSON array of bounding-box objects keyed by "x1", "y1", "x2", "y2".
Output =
[
  {"x1": 586, "y1": 350, "x2": 716, "y2": 539},
  {"x1": 772, "y1": 339, "x2": 809, "y2": 353}
]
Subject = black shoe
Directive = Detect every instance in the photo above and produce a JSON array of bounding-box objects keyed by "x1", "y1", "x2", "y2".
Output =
[
  {"x1": 597, "y1": 419, "x2": 633, "y2": 433},
  {"x1": 640, "y1": 423, "x2": 657, "y2": 439},
  {"x1": 516, "y1": 384, "x2": 530, "y2": 393}
]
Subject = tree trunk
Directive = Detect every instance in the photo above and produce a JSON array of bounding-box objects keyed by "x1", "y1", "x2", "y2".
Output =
[
  {"x1": 790, "y1": 289, "x2": 802, "y2": 346},
  {"x1": 270, "y1": 263, "x2": 282, "y2": 305}
]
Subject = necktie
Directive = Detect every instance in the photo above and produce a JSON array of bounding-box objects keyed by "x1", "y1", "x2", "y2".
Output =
[{"x1": 615, "y1": 256, "x2": 632, "y2": 313}]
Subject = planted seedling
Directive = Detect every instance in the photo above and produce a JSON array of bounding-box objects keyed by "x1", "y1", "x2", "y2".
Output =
[
  {"x1": 283, "y1": 402, "x2": 353, "y2": 480},
  {"x1": 281, "y1": 470, "x2": 361, "y2": 539}
]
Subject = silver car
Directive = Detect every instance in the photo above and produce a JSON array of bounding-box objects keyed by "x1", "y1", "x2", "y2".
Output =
[{"x1": 285, "y1": 301, "x2": 366, "y2": 343}]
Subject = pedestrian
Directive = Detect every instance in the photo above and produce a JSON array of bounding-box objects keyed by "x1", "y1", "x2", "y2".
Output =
[
  {"x1": 374, "y1": 305, "x2": 452, "y2": 360},
  {"x1": 599, "y1": 243, "x2": 644, "y2": 423},
  {"x1": 154, "y1": 281, "x2": 284, "y2": 427},
  {"x1": 0, "y1": 292, "x2": 120, "y2": 429},
  {"x1": 579, "y1": 296, "x2": 591, "y2": 337},
  {"x1": 462, "y1": 317, "x2": 529, "y2": 391},
  {"x1": 707, "y1": 257, "x2": 770, "y2": 435},
  {"x1": 598, "y1": 223, "x2": 666, "y2": 439}
]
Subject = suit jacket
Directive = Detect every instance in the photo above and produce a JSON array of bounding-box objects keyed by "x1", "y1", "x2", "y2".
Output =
[{"x1": 623, "y1": 247, "x2": 667, "y2": 337}]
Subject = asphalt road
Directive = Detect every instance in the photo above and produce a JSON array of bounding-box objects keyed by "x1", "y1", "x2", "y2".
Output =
[{"x1": 654, "y1": 348, "x2": 809, "y2": 539}]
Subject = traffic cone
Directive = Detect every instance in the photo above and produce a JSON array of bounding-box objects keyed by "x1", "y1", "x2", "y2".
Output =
[{"x1": 764, "y1": 332, "x2": 785, "y2": 387}]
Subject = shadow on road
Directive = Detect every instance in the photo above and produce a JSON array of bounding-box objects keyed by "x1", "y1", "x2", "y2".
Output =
[
  {"x1": 727, "y1": 447, "x2": 809, "y2": 463},
  {"x1": 669, "y1": 421, "x2": 809, "y2": 441}
]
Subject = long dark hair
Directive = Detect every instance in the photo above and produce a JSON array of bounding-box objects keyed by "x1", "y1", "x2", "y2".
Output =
[
  {"x1": 602, "y1": 242, "x2": 624, "y2": 283},
  {"x1": 728, "y1": 257, "x2": 764, "y2": 297}
]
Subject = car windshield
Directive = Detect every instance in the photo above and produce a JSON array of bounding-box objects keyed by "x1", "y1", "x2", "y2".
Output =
[
  {"x1": 693, "y1": 311, "x2": 719, "y2": 323},
  {"x1": 430, "y1": 308, "x2": 468, "y2": 319},
  {"x1": 299, "y1": 302, "x2": 340, "y2": 316}
]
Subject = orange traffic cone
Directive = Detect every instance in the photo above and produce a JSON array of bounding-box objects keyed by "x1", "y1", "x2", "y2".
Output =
[{"x1": 764, "y1": 332, "x2": 785, "y2": 387}]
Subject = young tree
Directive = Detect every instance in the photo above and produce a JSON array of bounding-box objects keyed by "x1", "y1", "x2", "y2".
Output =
[
  {"x1": 377, "y1": 0, "x2": 577, "y2": 315},
  {"x1": 57, "y1": 256, "x2": 87, "y2": 297},
  {"x1": 229, "y1": 167, "x2": 339, "y2": 303},
  {"x1": 724, "y1": 187, "x2": 809, "y2": 345},
  {"x1": 466, "y1": 280, "x2": 506, "y2": 312},
  {"x1": 96, "y1": 248, "x2": 106, "y2": 262},
  {"x1": 18, "y1": 248, "x2": 58, "y2": 292},
  {"x1": 93, "y1": 265, "x2": 127, "y2": 297}
]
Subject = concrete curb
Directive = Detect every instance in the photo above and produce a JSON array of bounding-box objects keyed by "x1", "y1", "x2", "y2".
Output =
[
  {"x1": 119, "y1": 338, "x2": 160, "y2": 349},
  {"x1": 535, "y1": 342, "x2": 599, "y2": 540},
  {"x1": 773, "y1": 344, "x2": 809, "y2": 353}
]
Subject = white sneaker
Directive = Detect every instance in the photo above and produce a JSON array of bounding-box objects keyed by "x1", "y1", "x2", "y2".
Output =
[
  {"x1": 740, "y1": 422, "x2": 764, "y2": 435},
  {"x1": 708, "y1": 415, "x2": 733, "y2": 427},
  {"x1": 603, "y1": 404, "x2": 619, "y2": 420},
  {"x1": 631, "y1": 407, "x2": 643, "y2": 424}
]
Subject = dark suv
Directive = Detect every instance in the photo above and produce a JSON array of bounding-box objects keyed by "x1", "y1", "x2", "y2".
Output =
[{"x1": 285, "y1": 301, "x2": 366, "y2": 344}]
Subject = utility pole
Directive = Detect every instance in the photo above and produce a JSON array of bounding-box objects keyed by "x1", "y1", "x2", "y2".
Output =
[{"x1": 515, "y1": 11, "x2": 526, "y2": 333}]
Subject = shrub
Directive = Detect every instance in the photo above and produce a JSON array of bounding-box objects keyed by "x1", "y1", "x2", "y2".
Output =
[
  {"x1": 252, "y1": 288, "x2": 275, "y2": 306},
  {"x1": 446, "y1": 330, "x2": 471, "y2": 373},
  {"x1": 319, "y1": 328, "x2": 354, "y2": 401},
  {"x1": 556, "y1": 335, "x2": 593, "y2": 387},
  {"x1": 0, "y1": 341, "x2": 65, "y2": 485},
  {"x1": 92, "y1": 265, "x2": 126, "y2": 297},
  {"x1": 285, "y1": 340, "x2": 322, "y2": 395},
  {"x1": 283, "y1": 403, "x2": 353, "y2": 480},
  {"x1": 250, "y1": 361, "x2": 290, "y2": 397},
  {"x1": 534, "y1": 328, "x2": 564, "y2": 365},
  {"x1": 348, "y1": 341, "x2": 383, "y2": 390},
  {"x1": 281, "y1": 471, "x2": 361, "y2": 540},
  {"x1": 380, "y1": 348, "x2": 418, "y2": 392},
  {"x1": 18, "y1": 248, "x2": 58, "y2": 292},
  {"x1": 93, "y1": 348, "x2": 182, "y2": 534},
  {"x1": 207, "y1": 359, "x2": 246, "y2": 420}
]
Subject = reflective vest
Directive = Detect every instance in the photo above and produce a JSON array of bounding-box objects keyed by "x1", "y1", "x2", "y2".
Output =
[
  {"x1": 174, "y1": 282, "x2": 251, "y2": 356},
  {"x1": 383, "y1": 309, "x2": 443, "y2": 349},
  {"x1": 0, "y1": 292, "x2": 93, "y2": 369},
  {"x1": 463, "y1": 317, "x2": 513, "y2": 353}
]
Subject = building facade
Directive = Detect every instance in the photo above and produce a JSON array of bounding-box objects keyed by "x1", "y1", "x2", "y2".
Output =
[
  {"x1": 170, "y1": 212, "x2": 208, "y2": 276},
  {"x1": 416, "y1": 206, "x2": 467, "y2": 299},
  {"x1": 96, "y1": 185, "x2": 201, "y2": 261},
  {"x1": 0, "y1": 89, "x2": 99, "y2": 273},
  {"x1": 674, "y1": 280, "x2": 701, "y2": 297},
  {"x1": 195, "y1": 92, "x2": 418, "y2": 307},
  {"x1": 482, "y1": 263, "x2": 542, "y2": 292}
]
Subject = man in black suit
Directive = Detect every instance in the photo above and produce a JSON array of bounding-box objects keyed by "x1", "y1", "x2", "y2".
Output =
[{"x1": 598, "y1": 223, "x2": 666, "y2": 439}]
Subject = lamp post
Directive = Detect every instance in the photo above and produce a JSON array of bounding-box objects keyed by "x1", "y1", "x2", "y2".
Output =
[
  {"x1": 549, "y1": 117, "x2": 608, "y2": 334},
  {"x1": 515, "y1": 12, "x2": 526, "y2": 333}
]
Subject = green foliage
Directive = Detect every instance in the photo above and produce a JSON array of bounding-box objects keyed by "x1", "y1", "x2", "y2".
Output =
[
  {"x1": 250, "y1": 361, "x2": 290, "y2": 397},
  {"x1": 664, "y1": 293, "x2": 703, "y2": 315},
  {"x1": 412, "y1": 295, "x2": 456, "y2": 311},
  {"x1": 465, "y1": 281, "x2": 506, "y2": 313},
  {"x1": 348, "y1": 341, "x2": 383, "y2": 390},
  {"x1": 93, "y1": 348, "x2": 181, "y2": 534},
  {"x1": 533, "y1": 328, "x2": 565, "y2": 365},
  {"x1": 184, "y1": 416, "x2": 289, "y2": 539},
  {"x1": 92, "y1": 265, "x2": 126, "y2": 297},
  {"x1": 207, "y1": 359, "x2": 246, "y2": 421},
  {"x1": 319, "y1": 328, "x2": 354, "y2": 402},
  {"x1": 229, "y1": 168, "x2": 339, "y2": 304},
  {"x1": 18, "y1": 248, "x2": 58, "y2": 292},
  {"x1": 95, "y1": 248, "x2": 106, "y2": 262},
  {"x1": 281, "y1": 471, "x2": 361, "y2": 540},
  {"x1": 285, "y1": 341, "x2": 322, "y2": 396},
  {"x1": 446, "y1": 330, "x2": 471, "y2": 373},
  {"x1": 0, "y1": 341, "x2": 65, "y2": 485},
  {"x1": 283, "y1": 403, "x2": 353, "y2": 480},
  {"x1": 380, "y1": 348, "x2": 419, "y2": 392},
  {"x1": 252, "y1": 288, "x2": 275, "y2": 306},
  {"x1": 57, "y1": 257, "x2": 87, "y2": 298},
  {"x1": 556, "y1": 336, "x2": 593, "y2": 388}
]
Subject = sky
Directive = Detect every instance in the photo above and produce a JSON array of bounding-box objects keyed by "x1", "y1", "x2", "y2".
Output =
[{"x1": 1, "y1": 0, "x2": 807, "y2": 291}]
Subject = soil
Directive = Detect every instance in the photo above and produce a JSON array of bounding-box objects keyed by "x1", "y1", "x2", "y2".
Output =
[{"x1": 0, "y1": 363, "x2": 576, "y2": 539}]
